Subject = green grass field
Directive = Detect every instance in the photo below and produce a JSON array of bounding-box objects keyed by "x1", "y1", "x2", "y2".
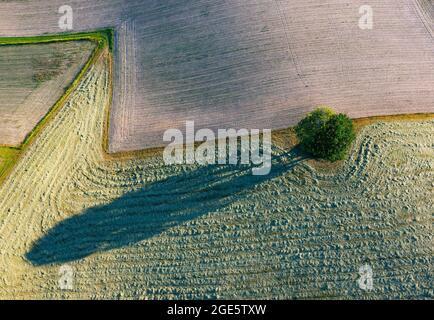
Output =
[{"x1": 0, "y1": 147, "x2": 20, "y2": 180}]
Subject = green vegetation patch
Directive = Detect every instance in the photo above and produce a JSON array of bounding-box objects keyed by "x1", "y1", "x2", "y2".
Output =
[
  {"x1": 0, "y1": 55, "x2": 433, "y2": 299},
  {"x1": 0, "y1": 147, "x2": 20, "y2": 183},
  {"x1": 296, "y1": 107, "x2": 356, "y2": 162},
  {"x1": 0, "y1": 28, "x2": 114, "y2": 51}
]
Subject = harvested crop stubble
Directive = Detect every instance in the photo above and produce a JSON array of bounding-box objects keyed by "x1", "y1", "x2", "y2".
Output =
[
  {"x1": 0, "y1": 0, "x2": 433, "y2": 151},
  {"x1": 0, "y1": 51, "x2": 432, "y2": 299},
  {"x1": 0, "y1": 40, "x2": 96, "y2": 146}
]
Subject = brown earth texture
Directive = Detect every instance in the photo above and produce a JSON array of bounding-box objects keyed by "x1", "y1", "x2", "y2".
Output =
[
  {"x1": 0, "y1": 50, "x2": 432, "y2": 299},
  {"x1": 0, "y1": 0, "x2": 433, "y2": 151}
]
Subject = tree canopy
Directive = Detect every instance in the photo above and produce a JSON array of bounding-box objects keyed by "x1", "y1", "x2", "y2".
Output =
[{"x1": 295, "y1": 107, "x2": 355, "y2": 161}]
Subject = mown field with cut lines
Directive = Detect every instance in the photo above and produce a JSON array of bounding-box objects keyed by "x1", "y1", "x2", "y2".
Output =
[
  {"x1": 0, "y1": 49, "x2": 432, "y2": 299},
  {"x1": 1, "y1": 0, "x2": 433, "y2": 151},
  {"x1": 0, "y1": 40, "x2": 95, "y2": 146}
]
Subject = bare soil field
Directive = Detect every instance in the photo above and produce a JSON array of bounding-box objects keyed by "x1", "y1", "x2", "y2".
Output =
[
  {"x1": 0, "y1": 0, "x2": 433, "y2": 151},
  {"x1": 0, "y1": 51, "x2": 432, "y2": 299},
  {"x1": 0, "y1": 40, "x2": 95, "y2": 146},
  {"x1": 416, "y1": 0, "x2": 434, "y2": 29}
]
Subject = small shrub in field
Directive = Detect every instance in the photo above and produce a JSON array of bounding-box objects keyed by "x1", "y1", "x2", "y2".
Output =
[{"x1": 295, "y1": 107, "x2": 355, "y2": 161}]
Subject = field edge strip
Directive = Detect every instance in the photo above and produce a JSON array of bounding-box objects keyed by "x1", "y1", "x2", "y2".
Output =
[{"x1": 0, "y1": 29, "x2": 114, "y2": 185}]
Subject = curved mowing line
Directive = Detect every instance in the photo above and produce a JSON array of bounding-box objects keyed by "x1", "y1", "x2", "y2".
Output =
[
  {"x1": 0, "y1": 29, "x2": 114, "y2": 185},
  {"x1": 0, "y1": 27, "x2": 433, "y2": 183}
]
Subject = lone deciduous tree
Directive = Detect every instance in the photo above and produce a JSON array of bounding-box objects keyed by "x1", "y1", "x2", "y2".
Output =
[{"x1": 295, "y1": 107, "x2": 355, "y2": 161}]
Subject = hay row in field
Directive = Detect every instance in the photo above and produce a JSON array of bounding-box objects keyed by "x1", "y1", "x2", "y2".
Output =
[
  {"x1": 0, "y1": 31, "x2": 115, "y2": 186},
  {"x1": 0, "y1": 51, "x2": 432, "y2": 299}
]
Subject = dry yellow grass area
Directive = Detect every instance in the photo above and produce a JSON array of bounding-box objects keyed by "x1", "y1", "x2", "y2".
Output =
[
  {"x1": 0, "y1": 49, "x2": 112, "y2": 299},
  {"x1": 0, "y1": 50, "x2": 432, "y2": 299},
  {"x1": 273, "y1": 112, "x2": 434, "y2": 172}
]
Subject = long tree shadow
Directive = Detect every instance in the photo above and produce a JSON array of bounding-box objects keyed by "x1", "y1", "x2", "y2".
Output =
[{"x1": 26, "y1": 149, "x2": 307, "y2": 266}]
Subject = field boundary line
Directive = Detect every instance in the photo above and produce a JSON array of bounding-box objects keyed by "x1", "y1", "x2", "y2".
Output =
[
  {"x1": 104, "y1": 112, "x2": 434, "y2": 162},
  {"x1": 0, "y1": 29, "x2": 114, "y2": 185}
]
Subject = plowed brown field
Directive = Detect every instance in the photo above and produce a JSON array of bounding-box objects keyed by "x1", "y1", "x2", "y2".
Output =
[
  {"x1": 0, "y1": 0, "x2": 433, "y2": 151},
  {"x1": 0, "y1": 49, "x2": 432, "y2": 299}
]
